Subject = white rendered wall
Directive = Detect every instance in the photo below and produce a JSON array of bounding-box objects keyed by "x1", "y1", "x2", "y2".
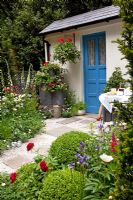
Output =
[{"x1": 45, "y1": 19, "x2": 127, "y2": 101}]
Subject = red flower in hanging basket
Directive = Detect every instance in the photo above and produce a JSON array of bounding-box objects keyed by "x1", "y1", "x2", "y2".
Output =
[
  {"x1": 26, "y1": 142, "x2": 34, "y2": 151},
  {"x1": 67, "y1": 38, "x2": 73, "y2": 42},
  {"x1": 57, "y1": 37, "x2": 64, "y2": 43},
  {"x1": 10, "y1": 172, "x2": 17, "y2": 183},
  {"x1": 40, "y1": 160, "x2": 48, "y2": 172}
]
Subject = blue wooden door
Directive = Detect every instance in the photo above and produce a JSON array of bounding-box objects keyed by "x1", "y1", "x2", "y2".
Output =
[{"x1": 83, "y1": 32, "x2": 106, "y2": 113}]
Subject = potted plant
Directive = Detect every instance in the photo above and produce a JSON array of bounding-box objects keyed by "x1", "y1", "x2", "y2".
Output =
[
  {"x1": 53, "y1": 37, "x2": 80, "y2": 65},
  {"x1": 76, "y1": 101, "x2": 86, "y2": 115},
  {"x1": 35, "y1": 62, "x2": 68, "y2": 105},
  {"x1": 71, "y1": 101, "x2": 86, "y2": 116}
]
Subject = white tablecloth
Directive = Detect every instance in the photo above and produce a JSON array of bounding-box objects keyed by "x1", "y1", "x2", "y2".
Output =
[{"x1": 99, "y1": 93, "x2": 130, "y2": 113}]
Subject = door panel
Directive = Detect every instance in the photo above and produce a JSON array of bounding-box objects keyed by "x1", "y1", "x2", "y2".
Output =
[{"x1": 83, "y1": 32, "x2": 106, "y2": 113}]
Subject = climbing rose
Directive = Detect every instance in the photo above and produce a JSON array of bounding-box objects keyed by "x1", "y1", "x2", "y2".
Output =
[
  {"x1": 26, "y1": 143, "x2": 34, "y2": 151},
  {"x1": 111, "y1": 133, "x2": 117, "y2": 152},
  {"x1": 40, "y1": 161, "x2": 48, "y2": 172},
  {"x1": 67, "y1": 38, "x2": 72, "y2": 42},
  {"x1": 57, "y1": 37, "x2": 64, "y2": 43},
  {"x1": 10, "y1": 172, "x2": 17, "y2": 183}
]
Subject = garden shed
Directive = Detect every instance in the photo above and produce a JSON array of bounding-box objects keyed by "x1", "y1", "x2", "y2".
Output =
[{"x1": 39, "y1": 5, "x2": 127, "y2": 113}]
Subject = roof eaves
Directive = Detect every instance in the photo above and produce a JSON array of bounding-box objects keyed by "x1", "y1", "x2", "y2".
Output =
[{"x1": 39, "y1": 15, "x2": 119, "y2": 36}]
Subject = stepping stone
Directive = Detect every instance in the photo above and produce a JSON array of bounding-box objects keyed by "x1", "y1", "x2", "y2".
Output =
[
  {"x1": 80, "y1": 119, "x2": 96, "y2": 124},
  {"x1": 47, "y1": 126, "x2": 75, "y2": 137},
  {"x1": 85, "y1": 114, "x2": 98, "y2": 118},
  {"x1": 58, "y1": 117, "x2": 81, "y2": 125},
  {"x1": 3, "y1": 155, "x2": 32, "y2": 169},
  {"x1": 0, "y1": 162, "x2": 13, "y2": 173}
]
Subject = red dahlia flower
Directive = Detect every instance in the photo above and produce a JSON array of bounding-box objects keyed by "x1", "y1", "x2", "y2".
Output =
[
  {"x1": 57, "y1": 38, "x2": 64, "y2": 43},
  {"x1": 67, "y1": 38, "x2": 72, "y2": 42},
  {"x1": 10, "y1": 172, "x2": 17, "y2": 183},
  {"x1": 40, "y1": 160, "x2": 48, "y2": 172},
  {"x1": 26, "y1": 142, "x2": 34, "y2": 151}
]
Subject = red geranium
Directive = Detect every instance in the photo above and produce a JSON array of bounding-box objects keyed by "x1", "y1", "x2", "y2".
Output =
[
  {"x1": 10, "y1": 172, "x2": 17, "y2": 183},
  {"x1": 3, "y1": 87, "x2": 11, "y2": 93},
  {"x1": 67, "y1": 38, "x2": 72, "y2": 42},
  {"x1": 26, "y1": 142, "x2": 34, "y2": 151},
  {"x1": 42, "y1": 61, "x2": 49, "y2": 65},
  {"x1": 48, "y1": 82, "x2": 55, "y2": 87},
  {"x1": 40, "y1": 160, "x2": 48, "y2": 172},
  {"x1": 60, "y1": 75, "x2": 64, "y2": 80},
  {"x1": 57, "y1": 37, "x2": 64, "y2": 43},
  {"x1": 111, "y1": 133, "x2": 117, "y2": 152}
]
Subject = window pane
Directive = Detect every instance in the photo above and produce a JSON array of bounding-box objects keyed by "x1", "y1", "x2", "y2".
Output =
[
  {"x1": 99, "y1": 38, "x2": 106, "y2": 65},
  {"x1": 88, "y1": 40, "x2": 95, "y2": 65}
]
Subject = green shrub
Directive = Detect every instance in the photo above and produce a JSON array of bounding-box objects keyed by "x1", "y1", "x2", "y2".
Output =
[
  {"x1": 103, "y1": 67, "x2": 125, "y2": 93},
  {"x1": 0, "y1": 92, "x2": 43, "y2": 154},
  {"x1": 70, "y1": 101, "x2": 86, "y2": 115},
  {"x1": 0, "y1": 162, "x2": 48, "y2": 200},
  {"x1": 61, "y1": 110, "x2": 73, "y2": 118},
  {"x1": 49, "y1": 131, "x2": 91, "y2": 166},
  {"x1": 39, "y1": 169, "x2": 84, "y2": 200}
]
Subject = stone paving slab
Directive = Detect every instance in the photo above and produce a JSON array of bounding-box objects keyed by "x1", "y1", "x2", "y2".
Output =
[
  {"x1": 57, "y1": 117, "x2": 81, "y2": 124},
  {"x1": 0, "y1": 134, "x2": 56, "y2": 173},
  {"x1": 3, "y1": 155, "x2": 32, "y2": 169},
  {"x1": 84, "y1": 114, "x2": 97, "y2": 118},
  {"x1": 0, "y1": 114, "x2": 99, "y2": 174},
  {"x1": 46, "y1": 126, "x2": 75, "y2": 137},
  {"x1": 0, "y1": 162, "x2": 13, "y2": 173}
]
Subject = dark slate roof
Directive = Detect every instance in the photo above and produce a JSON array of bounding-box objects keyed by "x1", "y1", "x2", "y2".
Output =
[{"x1": 40, "y1": 5, "x2": 120, "y2": 35}]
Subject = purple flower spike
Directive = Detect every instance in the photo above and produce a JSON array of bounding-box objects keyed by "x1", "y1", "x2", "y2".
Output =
[
  {"x1": 96, "y1": 146, "x2": 100, "y2": 151},
  {"x1": 80, "y1": 141, "x2": 85, "y2": 147},
  {"x1": 68, "y1": 163, "x2": 75, "y2": 169},
  {"x1": 78, "y1": 156, "x2": 84, "y2": 164},
  {"x1": 77, "y1": 160, "x2": 83, "y2": 165},
  {"x1": 83, "y1": 162, "x2": 89, "y2": 167},
  {"x1": 75, "y1": 153, "x2": 80, "y2": 158},
  {"x1": 83, "y1": 155, "x2": 89, "y2": 161},
  {"x1": 98, "y1": 123, "x2": 103, "y2": 129}
]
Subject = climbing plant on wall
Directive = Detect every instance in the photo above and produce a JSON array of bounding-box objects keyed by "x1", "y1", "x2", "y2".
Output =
[{"x1": 112, "y1": 0, "x2": 133, "y2": 199}]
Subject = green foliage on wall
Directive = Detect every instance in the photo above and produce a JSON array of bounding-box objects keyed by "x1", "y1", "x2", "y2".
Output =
[
  {"x1": 112, "y1": 0, "x2": 133, "y2": 199},
  {"x1": 104, "y1": 67, "x2": 125, "y2": 92}
]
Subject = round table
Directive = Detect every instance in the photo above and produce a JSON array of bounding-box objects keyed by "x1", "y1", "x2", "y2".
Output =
[{"x1": 99, "y1": 93, "x2": 130, "y2": 113}]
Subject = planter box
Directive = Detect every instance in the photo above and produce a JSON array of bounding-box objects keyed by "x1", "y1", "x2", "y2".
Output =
[
  {"x1": 52, "y1": 91, "x2": 64, "y2": 105},
  {"x1": 39, "y1": 85, "x2": 52, "y2": 105}
]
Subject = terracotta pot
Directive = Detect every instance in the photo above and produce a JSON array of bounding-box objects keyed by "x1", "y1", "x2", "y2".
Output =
[{"x1": 53, "y1": 105, "x2": 62, "y2": 118}]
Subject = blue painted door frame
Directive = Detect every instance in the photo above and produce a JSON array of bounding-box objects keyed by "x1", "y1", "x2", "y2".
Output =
[{"x1": 83, "y1": 32, "x2": 106, "y2": 113}]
